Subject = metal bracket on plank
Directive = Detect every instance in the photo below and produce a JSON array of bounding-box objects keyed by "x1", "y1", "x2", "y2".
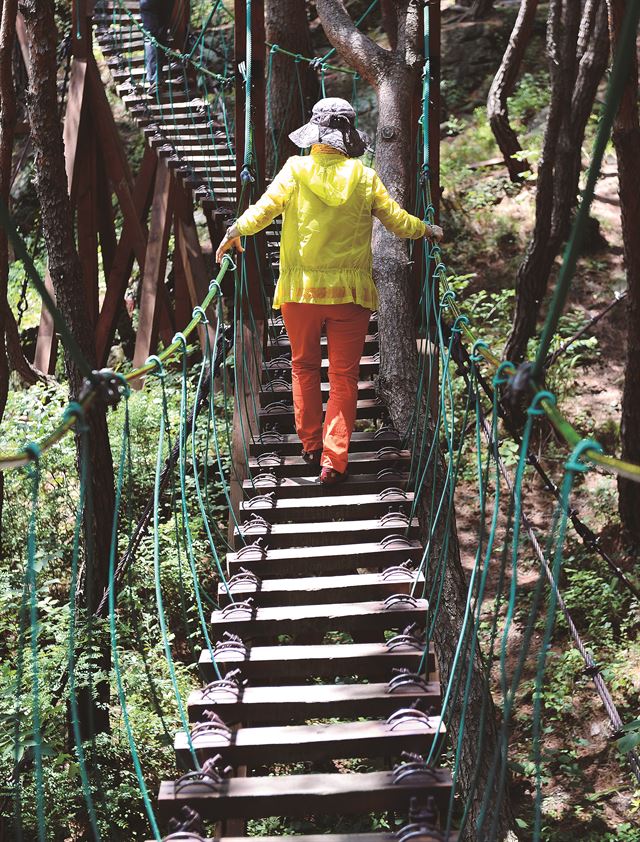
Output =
[
  {"x1": 392, "y1": 752, "x2": 443, "y2": 785},
  {"x1": 220, "y1": 598, "x2": 255, "y2": 620},
  {"x1": 236, "y1": 538, "x2": 268, "y2": 560},
  {"x1": 244, "y1": 492, "x2": 276, "y2": 510},
  {"x1": 263, "y1": 378, "x2": 290, "y2": 392},
  {"x1": 375, "y1": 445, "x2": 403, "y2": 459},
  {"x1": 174, "y1": 755, "x2": 233, "y2": 795},
  {"x1": 202, "y1": 669, "x2": 247, "y2": 701},
  {"x1": 190, "y1": 710, "x2": 233, "y2": 743},
  {"x1": 386, "y1": 708, "x2": 433, "y2": 730},
  {"x1": 386, "y1": 623, "x2": 426, "y2": 652},
  {"x1": 265, "y1": 355, "x2": 292, "y2": 370},
  {"x1": 381, "y1": 560, "x2": 416, "y2": 582},
  {"x1": 252, "y1": 471, "x2": 280, "y2": 488},
  {"x1": 256, "y1": 451, "x2": 284, "y2": 468},
  {"x1": 387, "y1": 669, "x2": 430, "y2": 694},
  {"x1": 395, "y1": 796, "x2": 446, "y2": 842},
  {"x1": 164, "y1": 805, "x2": 206, "y2": 839},
  {"x1": 213, "y1": 632, "x2": 248, "y2": 659},
  {"x1": 383, "y1": 593, "x2": 419, "y2": 610},
  {"x1": 379, "y1": 533, "x2": 413, "y2": 550},
  {"x1": 379, "y1": 510, "x2": 410, "y2": 528},
  {"x1": 263, "y1": 400, "x2": 291, "y2": 415},
  {"x1": 225, "y1": 567, "x2": 261, "y2": 593},
  {"x1": 241, "y1": 513, "x2": 272, "y2": 535},
  {"x1": 378, "y1": 487, "x2": 409, "y2": 502},
  {"x1": 258, "y1": 427, "x2": 284, "y2": 443}
]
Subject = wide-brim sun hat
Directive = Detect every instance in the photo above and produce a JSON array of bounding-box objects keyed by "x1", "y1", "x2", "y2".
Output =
[{"x1": 289, "y1": 97, "x2": 369, "y2": 158}]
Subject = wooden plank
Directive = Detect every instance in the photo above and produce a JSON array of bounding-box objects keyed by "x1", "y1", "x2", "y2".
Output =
[
  {"x1": 132, "y1": 159, "x2": 173, "y2": 374},
  {"x1": 95, "y1": 147, "x2": 157, "y2": 365},
  {"x1": 209, "y1": 599, "x2": 428, "y2": 641},
  {"x1": 175, "y1": 717, "x2": 442, "y2": 766},
  {"x1": 258, "y1": 380, "x2": 376, "y2": 407},
  {"x1": 218, "y1": 570, "x2": 425, "y2": 608},
  {"x1": 249, "y1": 430, "x2": 399, "y2": 458},
  {"x1": 246, "y1": 449, "x2": 411, "y2": 480},
  {"x1": 234, "y1": 515, "x2": 418, "y2": 550},
  {"x1": 261, "y1": 356, "x2": 380, "y2": 384},
  {"x1": 243, "y1": 473, "x2": 410, "y2": 500},
  {"x1": 199, "y1": 642, "x2": 434, "y2": 684},
  {"x1": 265, "y1": 333, "x2": 380, "y2": 359},
  {"x1": 187, "y1": 680, "x2": 440, "y2": 725},
  {"x1": 237, "y1": 491, "x2": 416, "y2": 525},
  {"x1": 258, "y1": 398, "x2": 385, "y2": 431},
  {"x1": 227, "y1": 539, "x2": 423, "y2": 579},
  {"x1": 157, "y1": 767, "x2": 452, "y2": 822},
  {"x1": 146, "y1": 833, "x2": 455, "y2": 842}
]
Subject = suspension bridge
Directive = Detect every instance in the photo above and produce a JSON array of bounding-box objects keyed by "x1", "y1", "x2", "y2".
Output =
[{"x1": 2, "y1": 1, "x2": 640, "y2": 840}]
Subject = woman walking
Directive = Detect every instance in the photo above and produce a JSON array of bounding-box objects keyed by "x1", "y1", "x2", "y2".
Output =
[{"x1": 216, "y1": 97, "x2": 443, "y2": 485}]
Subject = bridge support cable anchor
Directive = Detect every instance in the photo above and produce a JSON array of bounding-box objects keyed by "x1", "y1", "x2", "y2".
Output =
[{"x1": 163, "y1": 805, "x2": 206, "y2": 840}]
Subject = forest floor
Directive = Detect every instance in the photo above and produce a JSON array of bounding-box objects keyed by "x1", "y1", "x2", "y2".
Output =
[{"x1": 441, "y1": 37, "x2": 640, "y2": 839}]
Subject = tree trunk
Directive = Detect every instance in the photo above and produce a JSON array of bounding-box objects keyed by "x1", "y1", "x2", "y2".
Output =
[
  {"x1": 504, "y1": 0, "x2": 609, "y2": 363},
  {"x1": 21, "y1": 0, "x2": 114, "y2": 737},
  {"x1": 0, "y1": 0, "x2": 18, "y2": 529},
  {"x1": 487, "y1": 0, "x2": 538, "y2": 181},
  {"x1": 265, "y1": 0, "x2": 318, "y2": 177},
  {"x1": 316, "y1": 2, "x2": 513, "y2": 838},
  {"x1": 607, "y1": 0, "x2": 640, "y2": 543}
]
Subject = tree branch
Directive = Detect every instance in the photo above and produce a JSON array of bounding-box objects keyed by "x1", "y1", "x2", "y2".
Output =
[{"x1": 315, "y1": 0, "x2": 390, "y2": 87}]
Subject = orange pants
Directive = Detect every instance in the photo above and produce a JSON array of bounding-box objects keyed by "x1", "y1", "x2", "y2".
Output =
[{"x1": 281, "y1": 302, "x2": 371, "y2": 473}]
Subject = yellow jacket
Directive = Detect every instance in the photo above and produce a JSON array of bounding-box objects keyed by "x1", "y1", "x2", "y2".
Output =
[{"x1": 235, "y1": 147, "x2": 427, "y2": 310}]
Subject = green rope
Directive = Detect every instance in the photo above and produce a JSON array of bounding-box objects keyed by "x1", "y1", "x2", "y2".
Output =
[
  {"x1": 108, "y1": 393, "x2": 162, "y2": 841},
  {"x1": 66, "y1": 405, "x2": 102, "y2": 841}
]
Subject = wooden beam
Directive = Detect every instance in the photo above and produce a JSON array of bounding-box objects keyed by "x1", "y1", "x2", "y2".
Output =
[
  {"x1": 173, "y1": 223, "x2": 192, "y2": 330},
  {"x1": 95, "y1": 147, "x2": 157, "y2": 366},
  {"x1": 228, "y1": 318, "x2": 264, "y2": 543},
  {"x1": 95, "y1": 150, "x2": 117, "y2": 282},
  {"x1": 14, "y1": 13, "x2": 29, "y2": 68},
  {"x1": 33, "y1": 270, "x2": 58, "y2": 374},
  {"x1": 132, "y1": 159, "x2": 174, "y2": 375},
  {"x1": 86, "y1": 60, "x2": 147, "y2": 266},
  {"x1": 62, "y1": 58, "x2": 89, "y2": 205},
  {"x1": 76, "y1": 118, "x2": 99, "y2": 326}
]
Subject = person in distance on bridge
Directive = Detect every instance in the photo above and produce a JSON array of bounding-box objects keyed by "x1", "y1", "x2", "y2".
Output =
[
  {"x1": 216, "y1": 97, "x2": 443, "y2": 486},
  {"x1": 140, "y1": 0, "x2": 174, "y2": 95}
]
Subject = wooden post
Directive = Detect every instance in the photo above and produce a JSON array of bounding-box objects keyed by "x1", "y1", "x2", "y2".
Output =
[
  {"x1": 428, "y1": 0, "x2": 441, "y2": 220},
  {"x1": 234, "y1": 0, "x2": 266, "y2": 320},
  {"x1": 132, "y1": 159, "x2": 174, "y2": 374}
]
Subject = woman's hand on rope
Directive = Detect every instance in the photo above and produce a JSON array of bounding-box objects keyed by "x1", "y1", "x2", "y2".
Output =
[
  {"x1": 425, "y1": 222, "x2": 444, "y2": 242},
  {"x1": 215, "y1": 224, "x2": 245, "y2": 264}
]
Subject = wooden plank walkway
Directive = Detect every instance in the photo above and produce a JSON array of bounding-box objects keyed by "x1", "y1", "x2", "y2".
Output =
[{"x1": 96, "y1": 5, "x2": 450, "y2": 839}]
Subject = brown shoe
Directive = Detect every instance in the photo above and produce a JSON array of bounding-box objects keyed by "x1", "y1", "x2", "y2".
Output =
[
  {"x1": 319, "y1": 466, "x2": 348, "y2": 486},
  {"x1": 301, "y1": 448, "x2": 322, "y2": 467}
]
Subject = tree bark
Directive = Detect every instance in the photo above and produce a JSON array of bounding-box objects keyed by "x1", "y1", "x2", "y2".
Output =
[
  {"x1": 0, "y1": 0, "x2": 19, "y2": 527},
  {"x1": 606, "y1": 0, "x2": 640, "y2": 542},
  {"x1": 487, "y1": 0, "x2": 538, "y2": 181},
  {"x1": 265, "y1": 0, "x2": 318, "y2": 177},
  {"x1": 504, "y1": 0, "x2": 609, "y2": 363},
  {"x1": 21, "y1": 0, "x2": 114, "y2": 736},
  {"x1": 316, "y1": 2, "x2": 513, "y2": 838}
]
